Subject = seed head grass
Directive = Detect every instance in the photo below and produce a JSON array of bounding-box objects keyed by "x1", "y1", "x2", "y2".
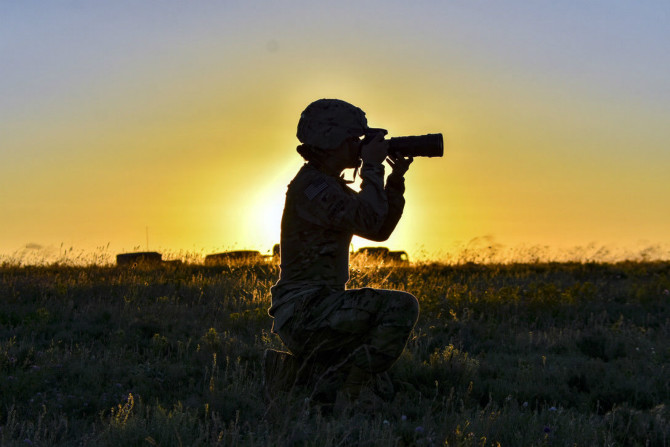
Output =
[{"x1": 0, "y1": 258, "x2": 668, "y2": 445}]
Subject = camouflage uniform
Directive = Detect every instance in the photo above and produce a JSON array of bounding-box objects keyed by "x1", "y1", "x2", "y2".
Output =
[{"x1": 267, "y1": 99, "x2": 419, "y2": 403}]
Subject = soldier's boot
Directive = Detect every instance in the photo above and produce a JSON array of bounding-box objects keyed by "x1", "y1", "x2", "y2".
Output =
[
  {"x1": 304, "y1": 362, "x2": 347, "y2": 415},
  {"x1": 371, "y1": 371, "x2": 395, "y2": 401},
  {"x1": 341, "y1": 365, "x2": 371, "y2": 400},
  {"x1": 263, "y1": 349, "x2": 300, "y2": 404},
  {"x1": 334, "y1": 367, "x2": 396, "y2": 416},
  {"x1": 334, "y1": 365, "x2": 375, "y2": 415}
]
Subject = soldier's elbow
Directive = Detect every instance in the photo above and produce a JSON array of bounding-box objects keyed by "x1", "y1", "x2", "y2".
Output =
[{"x1": 366, "y1": 230, "x2": 392, "y2": 242}]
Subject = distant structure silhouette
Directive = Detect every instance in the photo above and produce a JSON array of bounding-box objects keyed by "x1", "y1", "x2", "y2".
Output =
[
  {"x1": 352, "y1": 246, "x2": 410, "y2": 265},
  {"x1": 116, "y1": 251, "x2": 162, "y2": 267},
  {"x1": 264, "y1": 98, "x2": 420, "y2": 414},
  {"x1": 205, "y1": 250, "x2": 263, "y2": 265}
]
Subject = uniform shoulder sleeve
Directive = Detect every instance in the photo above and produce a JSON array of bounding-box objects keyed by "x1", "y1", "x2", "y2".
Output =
[
  {"x1": 289, "y1": 165, "x2": 387, "y2": 234},
  {"x1": 291, "y1": 170, "x2": 352, "y2": 227}
]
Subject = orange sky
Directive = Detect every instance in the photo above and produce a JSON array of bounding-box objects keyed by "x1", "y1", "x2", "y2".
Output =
[{"x1": 2, "y1": 2, "x2": 669, "y2": 263}]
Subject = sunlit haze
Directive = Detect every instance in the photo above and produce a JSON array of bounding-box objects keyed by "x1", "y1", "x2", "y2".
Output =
[{"x1": 2, "y1": 1, "x2": 669, "y2": 263}]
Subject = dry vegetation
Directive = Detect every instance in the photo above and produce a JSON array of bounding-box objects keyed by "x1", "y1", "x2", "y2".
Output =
[{"x1": 0, "y1": 258, "x2": 668, "y2": 446}]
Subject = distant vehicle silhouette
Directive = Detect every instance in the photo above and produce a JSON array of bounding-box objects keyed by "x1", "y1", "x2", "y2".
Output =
[
  {"x1": 388, "y1": 250, "x2": 410, "y2": 264},
  {"x1": 116, "y1": 251, "x2": 162, "y2": 267},
  {"x1": 352, "y1": 247, "x2": 409, "y2": 265},
  {"x1": 205, "y1": 250, "x2": 263, "y2": 265}
]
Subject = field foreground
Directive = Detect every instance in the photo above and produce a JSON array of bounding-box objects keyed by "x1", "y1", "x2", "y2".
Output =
[{"x1": 0, "y1": 261, "x2": 668, "y2": 446}]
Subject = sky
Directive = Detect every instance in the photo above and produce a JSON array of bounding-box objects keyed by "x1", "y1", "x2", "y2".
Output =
[{"x1": 2, "y1": 1, "x2": 669, "y2": 263}]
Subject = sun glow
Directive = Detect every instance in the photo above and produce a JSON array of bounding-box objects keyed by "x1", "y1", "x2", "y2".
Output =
[
  {"x1": 220, "y1": 154, "x2": 299, "y2": 256},
  {"x1": 239, "y1": 189, "x2": 284, "y2": 256}
]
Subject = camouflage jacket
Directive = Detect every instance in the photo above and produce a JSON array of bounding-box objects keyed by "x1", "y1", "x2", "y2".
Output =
[{"x1": 269, "y1": 160, "x2": 406, "y2": 322}]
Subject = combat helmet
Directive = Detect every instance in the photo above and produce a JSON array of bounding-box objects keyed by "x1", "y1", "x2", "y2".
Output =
[{"x1": 297, "y1": 99, "x2": 382, "y2": 150}]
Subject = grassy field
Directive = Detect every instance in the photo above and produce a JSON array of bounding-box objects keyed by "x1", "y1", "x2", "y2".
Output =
[{"x1": 0, "y1": 259, "x2": 668, "y2": 446}]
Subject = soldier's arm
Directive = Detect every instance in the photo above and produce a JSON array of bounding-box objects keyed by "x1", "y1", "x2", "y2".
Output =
[
  {"x1": 296, "y1": 163, "x2": 389, "y2": 234},
  {"x1": 357, "y1": 167, "x2": 405, "y2": 241}
]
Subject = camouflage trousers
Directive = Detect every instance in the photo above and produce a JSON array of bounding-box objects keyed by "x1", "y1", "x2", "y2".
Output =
[{"x1": 274, "y1": 286, "x2": 419, "y2": 376}]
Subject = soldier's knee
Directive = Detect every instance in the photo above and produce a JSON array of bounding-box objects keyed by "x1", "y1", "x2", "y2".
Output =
[
  {"x1": 402, "y1": 292, "x2": 419, "y2": 324},
  {"x1": 387, "y1": 290, "x2": 419, "y2": 327}
]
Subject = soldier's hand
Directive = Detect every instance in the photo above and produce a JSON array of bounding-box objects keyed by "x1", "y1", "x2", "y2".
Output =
[
  {"x1": 360, "y1": 132, "x2": 388, "y2": 165},
  {"x1": 387, "y1": 155, "x2": 413, "y2": 176}
]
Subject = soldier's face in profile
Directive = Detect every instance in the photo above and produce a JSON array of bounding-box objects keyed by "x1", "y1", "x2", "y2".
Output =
[
  {"x1": 327, "y1": 136, "x2": 362, "y2": 173},
  {"x1": 343, "y1": 137, "x2": 363, "y2": 169}
]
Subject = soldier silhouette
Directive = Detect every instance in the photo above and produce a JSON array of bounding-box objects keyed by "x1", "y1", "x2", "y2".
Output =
[{"x1": 265, "y1": 98, "x2": 419, "y2": 413}]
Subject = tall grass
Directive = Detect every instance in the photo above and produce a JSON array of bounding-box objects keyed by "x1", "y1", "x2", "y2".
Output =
[{"x1": 0, "y1": 259, "x2": 668, "y2": 445}]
